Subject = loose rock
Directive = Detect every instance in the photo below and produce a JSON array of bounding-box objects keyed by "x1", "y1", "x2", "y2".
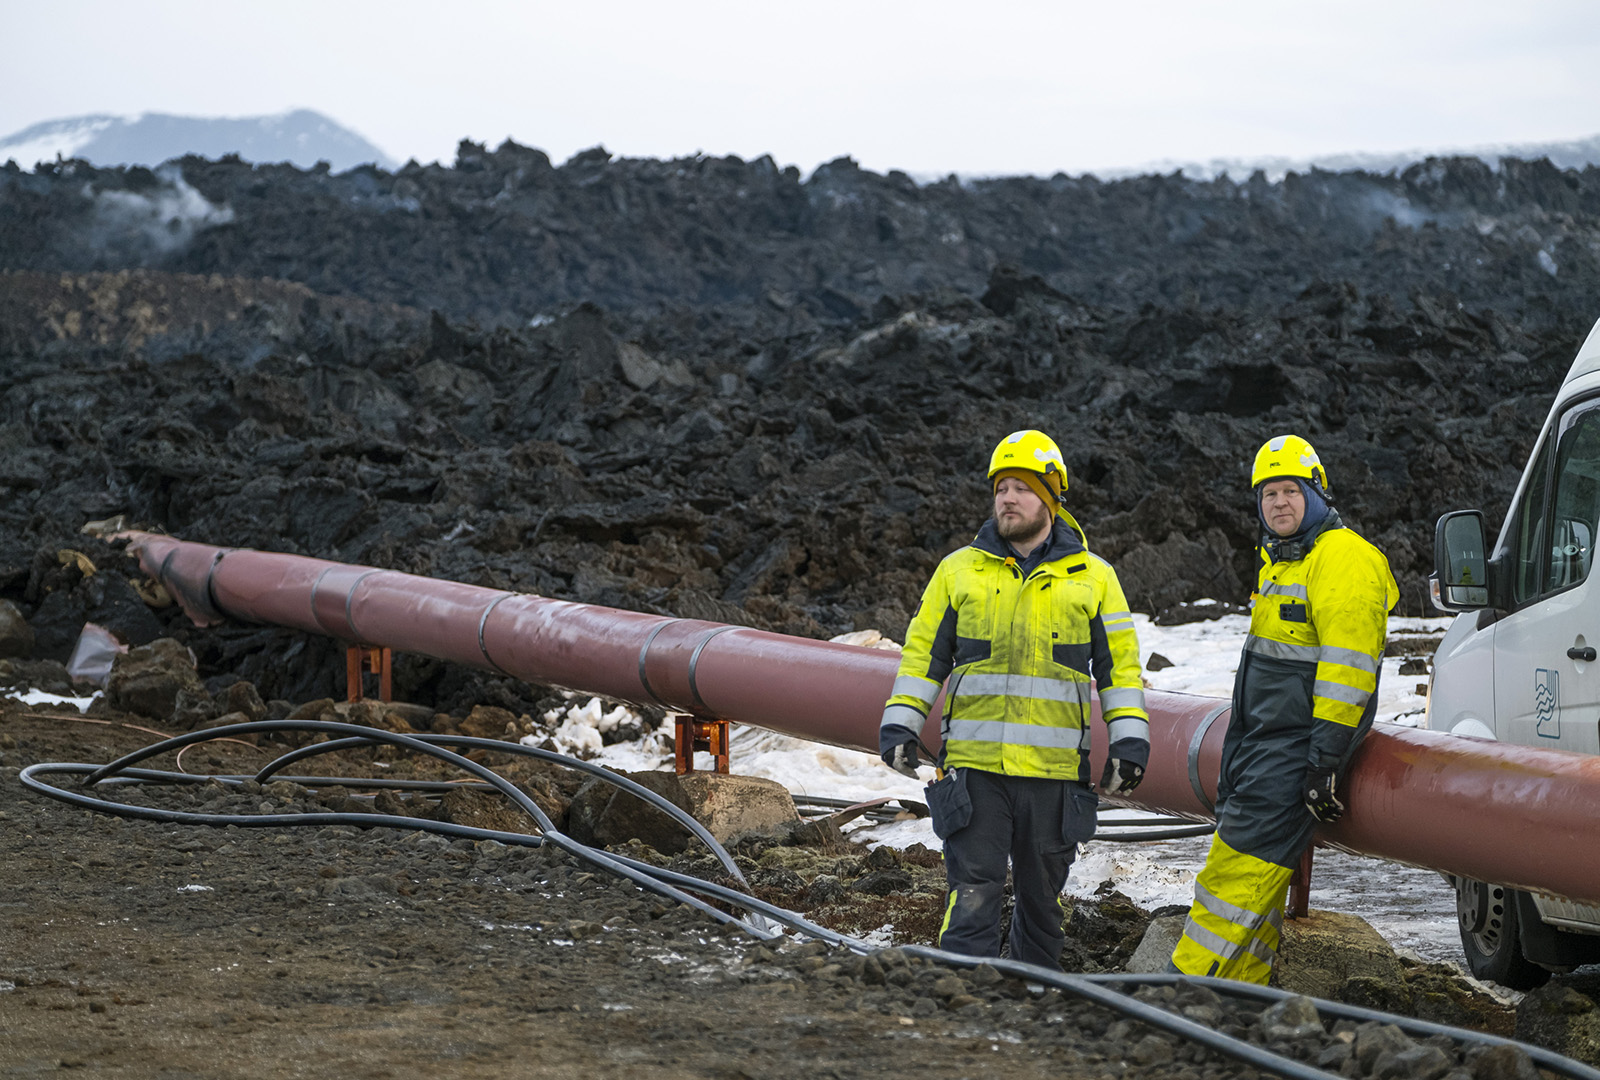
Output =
[
  {"x1": 0, "y1": 599, "x2": 33, "y2": 659},
  {"x1": 1259, "y1": 995, "x2": 1325, "y2": 1043},
  {"x1": 106, "y1": 638, "x2": 204, "y2": 719},
  {"x1": 1515, "y1": 980, "x2": 1600, "y2": 1063}
]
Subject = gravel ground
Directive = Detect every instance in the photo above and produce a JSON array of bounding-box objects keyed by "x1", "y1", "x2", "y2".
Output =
[{"x1": 0, "y1": 702, "x2": 1565, "y2": 1079}]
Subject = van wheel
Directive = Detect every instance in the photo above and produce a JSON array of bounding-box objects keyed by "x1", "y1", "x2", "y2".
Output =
[{"x1": 1455, "y1": 878, "x2": 1551, "y2": 990}]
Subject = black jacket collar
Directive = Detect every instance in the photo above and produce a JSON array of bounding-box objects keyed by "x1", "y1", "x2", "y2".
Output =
[
  {"x1": 1261, "y1": 509, "x2": 1345, "y2": 565},
  {"x1": 972, "y1": 516, "x2": 1086, "y2": 564}
]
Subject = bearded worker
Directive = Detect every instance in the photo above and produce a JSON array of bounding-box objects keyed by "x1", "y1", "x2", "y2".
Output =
[
  {"x1": 878, "y1": 429, "x2": 1150, "y2": 970},
  {"x1": 1169, "y1": 435, "x2": 1398, "y2": 982}
]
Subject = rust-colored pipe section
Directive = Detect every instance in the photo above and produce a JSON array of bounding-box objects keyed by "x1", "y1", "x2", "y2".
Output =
[
  {"x1": 128, "y1": 532, "x2": 1600, "y2": 906},
  {"x1": 129, "y1": 532, "x2": 947, "y2": 754}
]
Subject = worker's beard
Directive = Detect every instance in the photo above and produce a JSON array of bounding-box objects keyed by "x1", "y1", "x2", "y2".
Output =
[{"x1": 996, "y1": 501, "x2": 1052, "y2": 544}]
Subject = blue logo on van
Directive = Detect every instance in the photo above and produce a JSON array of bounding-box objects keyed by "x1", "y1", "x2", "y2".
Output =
[{"x1": 1534, "y1": 668, "x2": 1561, "y2": 739}]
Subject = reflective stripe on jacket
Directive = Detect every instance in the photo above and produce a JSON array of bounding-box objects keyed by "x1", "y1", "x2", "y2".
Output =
[
  {"x1": 880, "y1": 516, "x2": 1150, "y2": 783},
  {"x1": 1244, "y1": 525, "x2": 1398, "y2": 762}
]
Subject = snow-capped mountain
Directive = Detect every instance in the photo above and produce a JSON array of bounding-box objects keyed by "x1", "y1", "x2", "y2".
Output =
[
  {"x1": 0, "y1": 109, "x2": 394, "y2": 172},
  {"x1": 1121, "y1": 132, "x2": 1600, "y2": 181}
]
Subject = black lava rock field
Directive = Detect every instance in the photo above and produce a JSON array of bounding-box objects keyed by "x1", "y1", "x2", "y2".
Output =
[{"x1": 3, "y1": 143, "x2": 1600, "y2": 701}]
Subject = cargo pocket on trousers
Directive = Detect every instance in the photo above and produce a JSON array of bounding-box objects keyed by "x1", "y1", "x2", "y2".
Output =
[
  {"x1": 1063, "y1": 787, "x2": 1099, "y2": 847},
  {"x1": 926, "y1": 769, "x2": 972, "y2": 841}
]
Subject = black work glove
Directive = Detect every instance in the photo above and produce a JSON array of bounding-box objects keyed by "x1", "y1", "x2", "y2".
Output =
[
  {"x1": 1100, "y1": 757, "x2": 1144, "y2": 795},
  {"x1": 883, "y1": 741, "x2": 921, "y2": 779},
  {"x1": 1303, "y1": 768, "x2": 1344, "y2": 822}
]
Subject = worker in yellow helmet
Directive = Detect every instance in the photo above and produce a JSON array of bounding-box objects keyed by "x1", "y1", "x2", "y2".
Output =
[
  {"x1": 879, "y1": 429, "x2": 1150, "y2": 970},
  {"x1": 1168, "y1": 435, "x2": 1398, "y2": 983}
]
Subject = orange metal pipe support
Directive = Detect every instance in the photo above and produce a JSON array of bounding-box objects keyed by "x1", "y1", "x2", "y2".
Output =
[{"x1": 127, "y1": 532, "x2": 1600, "y2": 906}]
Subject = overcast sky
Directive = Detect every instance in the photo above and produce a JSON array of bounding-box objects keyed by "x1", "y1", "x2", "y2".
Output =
[{"x1": 6, "y1": 0, "x2": 1600, "y2": 176}]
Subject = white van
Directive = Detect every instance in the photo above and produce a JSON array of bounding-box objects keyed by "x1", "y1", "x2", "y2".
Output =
[{"x1": 1430, "y1": 314, "x2": 1600, "y2": 988}]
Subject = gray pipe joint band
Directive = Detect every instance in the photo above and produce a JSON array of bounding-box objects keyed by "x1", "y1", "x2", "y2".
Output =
[{"x1": 1187, "y1": 704, "x2": 1231, "y2": 814}]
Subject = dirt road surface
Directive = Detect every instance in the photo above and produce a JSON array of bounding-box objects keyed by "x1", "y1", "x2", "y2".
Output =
[{"x1": 0, "y1": 704, "x2": 1273, "y2": 1080}]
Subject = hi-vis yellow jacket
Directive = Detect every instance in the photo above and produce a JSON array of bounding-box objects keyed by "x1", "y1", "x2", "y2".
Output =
[
  {"x1": 1244, "y1": 525, "x2": 1399, "y2": 768},
  {"x1": 880, "y1": 516, "x2": 1150, "y2": 783}
]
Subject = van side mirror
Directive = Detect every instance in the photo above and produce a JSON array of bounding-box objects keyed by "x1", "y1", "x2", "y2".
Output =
[{"x1": 1432, "y1": 510, "x2": 1490, "y2": 611}]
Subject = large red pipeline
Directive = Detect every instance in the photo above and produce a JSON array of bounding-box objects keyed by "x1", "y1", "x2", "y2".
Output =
[{"x1": 127, "y1": 532, "x2": 1600, "y2": 906}]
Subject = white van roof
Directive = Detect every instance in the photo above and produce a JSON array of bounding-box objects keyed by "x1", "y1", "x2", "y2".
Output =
[{"x1": 1565, "y1": 316, "x2": 1600, "y2": 384}]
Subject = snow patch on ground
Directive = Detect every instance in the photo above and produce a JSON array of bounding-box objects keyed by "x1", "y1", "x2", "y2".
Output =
[
  {"x1": 537, "y1": 695, "x2": 635, "y2": 757},
  {"x1": 858, "y1": 924, "x2": 898, "y2": 948},
  {"x1": 1070, "y1": 841, "x2": 1208, "y2": 913},
  {"x1": 531, "y1": 693, "x2": 673, "y2": 765},
  {"x1": 724, "y1": 726, "x2": 926, "y2": 806},
  {"x1": 2, "y1": 688, "x2": 101, "y2": 710}
]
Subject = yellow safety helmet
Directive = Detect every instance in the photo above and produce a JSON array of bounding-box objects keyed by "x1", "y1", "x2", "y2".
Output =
[
  {"x1": 1251, "y1": 434, "x2": 1330, "y2": 495},
  {"x1": 988, "y1": 429, "x2": 1068, "y2": 507}
]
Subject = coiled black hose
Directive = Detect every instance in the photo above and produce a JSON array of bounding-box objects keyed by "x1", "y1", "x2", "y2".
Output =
[
  {"x1": 251, "y1": 728, "x2": 753, "y2": 887},
  {"x1": 58, "y1": 719, "x2": 768, "y2": 936},
  {"x1": 20, "y1": 720, "x2": 1597, "y2": 1080}
]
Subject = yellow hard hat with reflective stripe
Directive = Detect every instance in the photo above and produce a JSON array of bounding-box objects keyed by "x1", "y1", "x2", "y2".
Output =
[
  {"x1": 988, "y1": 430, "x2": 1068, "y2": 501},
  {"x1": 1250, "y1": 434, "x2": 1330, "y2": 495}
]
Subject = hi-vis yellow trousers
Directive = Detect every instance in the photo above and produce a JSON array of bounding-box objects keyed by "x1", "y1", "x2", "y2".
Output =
[{"x1": 1169, "y1": 834, "x2": 1293, "y2": 984}]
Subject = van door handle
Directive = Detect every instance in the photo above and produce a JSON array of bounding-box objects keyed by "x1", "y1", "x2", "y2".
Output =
[{"x1": 1568, "y1": 647, "x2": 1597, "y2": 662}]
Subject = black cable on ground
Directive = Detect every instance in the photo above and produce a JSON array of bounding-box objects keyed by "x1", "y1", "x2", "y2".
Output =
[
  {"x1": 57, "y1": 720, "x2": 771, "y2": 937},
  {"x1": 591, "y1": 849, "x2": 1347, "y2": 1080},
  {"x1": 1093, "y1": 823, "x2": 1217, "y2": 841},
  {"x1": 21, "y1": 762, "x2": 553, "y2": 848},
  {"x1": 1093, "y1": 813, "x2": 1217, "y2": 841},
  {"x1": 252, "y1": 730, "x2": 753, "y2": 888},
  {"x1": 1085, "y1": 973, "x2": 1600, "y2": 1080},
  {"x1": 791, "y1": 793, "x2": 1216, "y2": 841},
  {"x1": 19, "y1": 720, "x2": 1596, "y2": 1080}
]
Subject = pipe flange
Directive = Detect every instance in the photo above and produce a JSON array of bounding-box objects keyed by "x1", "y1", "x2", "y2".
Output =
[
  {"x1": 1187, "y1": 703, "x2": 1230, "y2": 813},
  {"x1": 308, "y1": 567, "x2": 336, "y2": 637},
  {"x1": 203, "y1": 549, "x2": 228, "y2": 622},
  {"x1": 687, "y1": 625, "x2": 740, "y2": 715},
  {"x1": 342, "y1": 569, "x2": 383, "y2": 641},
  {"x1": 635, "y1": 620, "x2": 678, "y2": 707},
  {"x1": 476, "y1": 593, "x2": 515, "y2": 675},
  {"x1": 156, "y1": 546, "x2": 179, "y2": 593}
]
